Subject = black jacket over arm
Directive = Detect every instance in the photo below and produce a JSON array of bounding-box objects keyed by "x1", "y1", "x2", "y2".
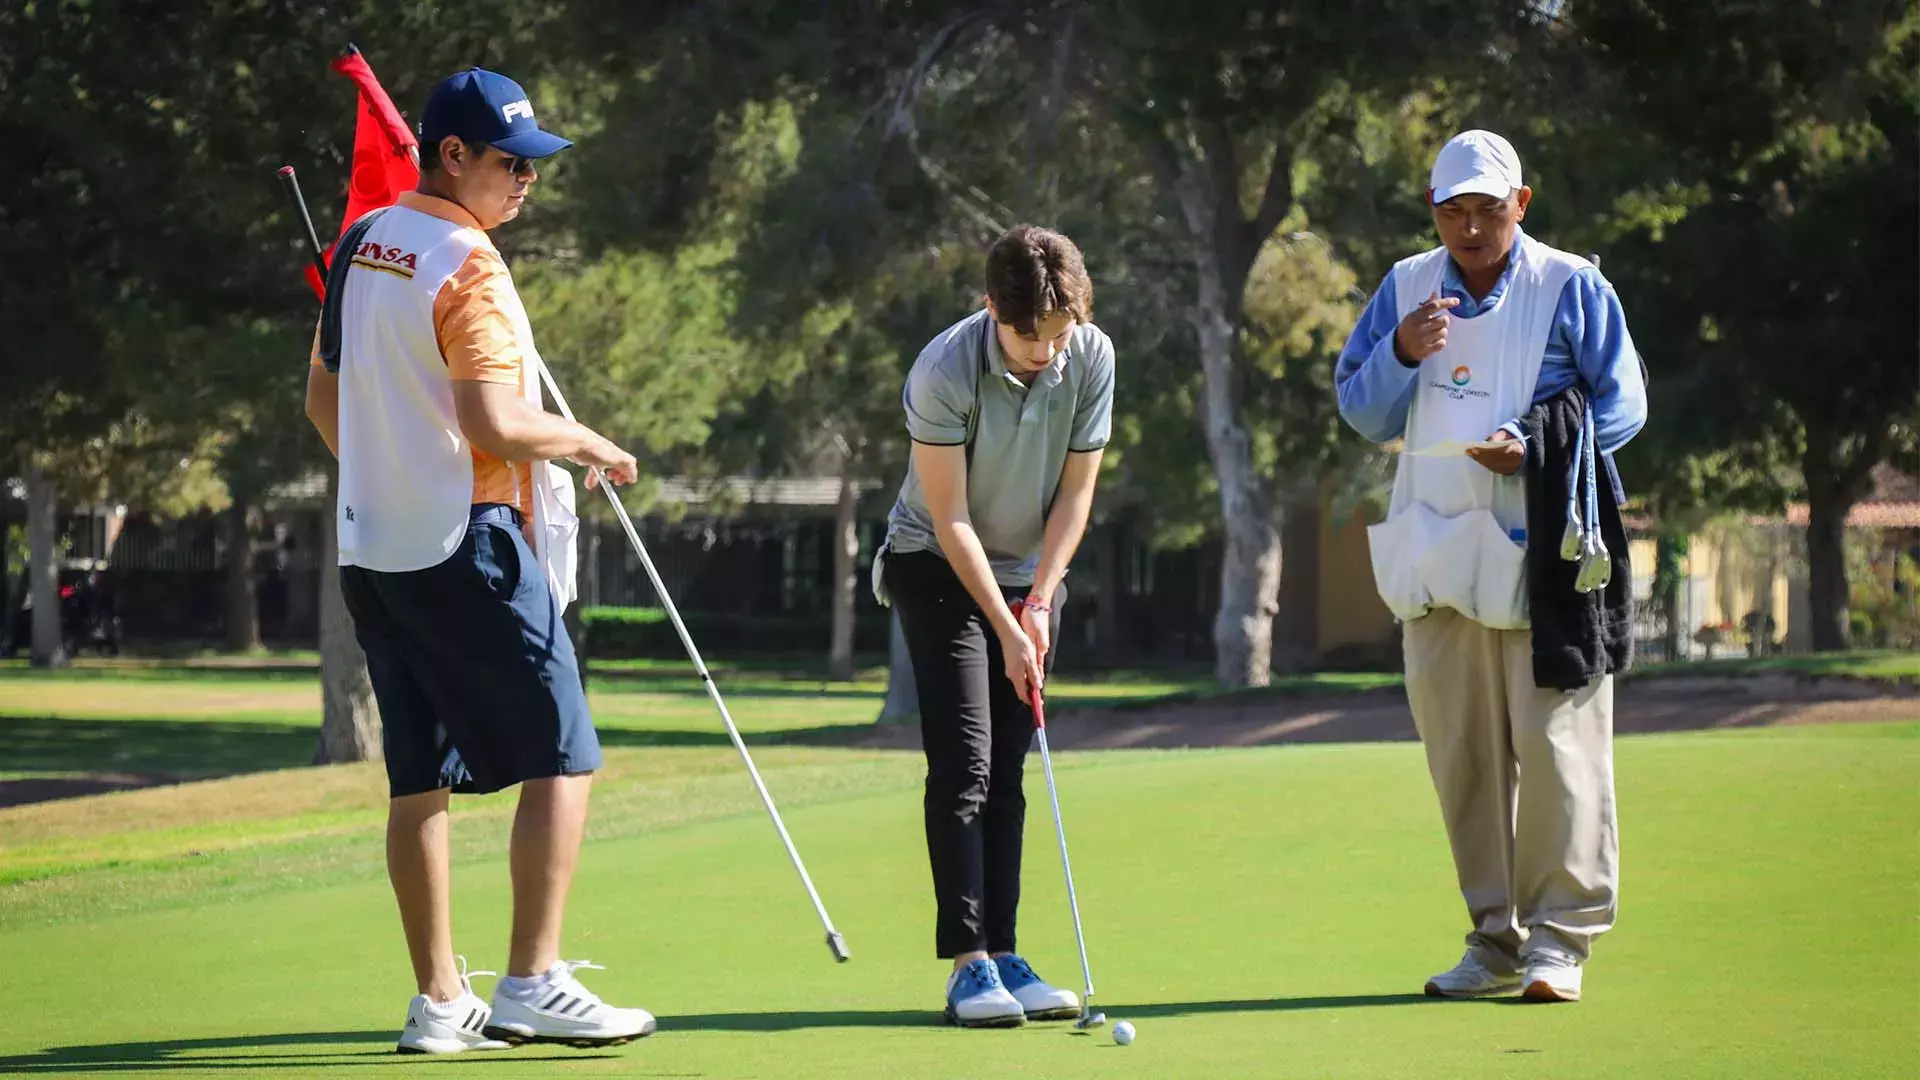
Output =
[{"x1": 1522, "y1": 386, "x2": 1634, "y2": 691}]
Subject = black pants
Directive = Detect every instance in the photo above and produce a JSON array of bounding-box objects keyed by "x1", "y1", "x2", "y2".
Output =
[{"x1": 885, "y1": 549, "x2": 1063, "y2": 958}]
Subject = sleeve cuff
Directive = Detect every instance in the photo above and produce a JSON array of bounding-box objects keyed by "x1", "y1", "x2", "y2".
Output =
[{"x1": 908, "y1": 432, "x2": 968, "y2": 447}]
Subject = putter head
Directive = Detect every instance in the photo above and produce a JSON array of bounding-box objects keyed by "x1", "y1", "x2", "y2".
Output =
[
  {"x1": 1073, "y1": 1004, "x2": 1106, "y2": 1030},
  {"x1": 826, "y1": 931, "x2": 851, "y2": 963}
]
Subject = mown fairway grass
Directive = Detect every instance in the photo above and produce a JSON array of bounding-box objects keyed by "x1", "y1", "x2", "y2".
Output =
[{"x1": 0, "y1": 651, "x2": 1912, "y2": 1078}]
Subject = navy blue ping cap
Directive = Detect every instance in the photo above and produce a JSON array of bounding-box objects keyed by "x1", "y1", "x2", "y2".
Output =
[{"x1": 418, "y1": 67, "x2": 572, "y2": 160}]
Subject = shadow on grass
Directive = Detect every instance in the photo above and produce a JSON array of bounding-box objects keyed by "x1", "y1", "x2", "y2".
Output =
[
  {"x1": 666, "y1": 992, "x2": 1434, "y2": 1032},
  {"x1": 593, "y1": 679, "x2": 887, "y2": 701},
  {"x1": 0, "y1": 713, "x2": 888, "y2": 807},
  {"x1": 666, "y1": 1009, "x2": 933, "y2": 1032},
  {"x1": 0, "y1": 1031, "x2": 623, "y2": 1074},
  {"x1": 0, "y1": 1000, "x2": 1439, "y2": 1071},
  {"x1": 0, "y1": 661, "x2": 322, "y2": 683},
  {"x1": 1118, "y1": 993, "x2": 1435, "y2": 1018},
  {"x1": 594, "y1": 723, "x2": 882, "y2": 750},
  {"x1": 0, "y1": 716, "x2": 319, "y2": 781}
]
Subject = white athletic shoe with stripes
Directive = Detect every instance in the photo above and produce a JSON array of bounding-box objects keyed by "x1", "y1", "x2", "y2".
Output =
[
  {"x1": 485, "y1": 960, "x2": 656, "y2": 1047},
  {"x1": 395, "y1": 957, "x2": 511, "y2": 1055}
]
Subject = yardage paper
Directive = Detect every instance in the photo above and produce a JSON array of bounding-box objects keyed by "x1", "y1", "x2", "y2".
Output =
[{"x1": 1406, "y1": 439, "x2": 1510, "y2": 458}]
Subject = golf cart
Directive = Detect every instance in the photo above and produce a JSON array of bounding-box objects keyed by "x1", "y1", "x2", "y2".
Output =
[{"x1": 1, "y1": 557, "x2": 123, "y2": 658}]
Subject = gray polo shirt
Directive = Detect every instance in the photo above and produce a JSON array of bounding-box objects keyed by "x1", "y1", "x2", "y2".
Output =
[{"x1": 883, "y1": 309, "x2": 1116, "y2": 587}]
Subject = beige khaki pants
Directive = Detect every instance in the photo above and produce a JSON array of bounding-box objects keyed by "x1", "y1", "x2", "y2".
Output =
[{"x1": 1403, "y1": 607, "x2": 1619, "y2": 967}]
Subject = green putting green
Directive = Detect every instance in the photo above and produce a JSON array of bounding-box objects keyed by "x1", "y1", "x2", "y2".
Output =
[{"x1": 0, "y1": 723, "x2": 1914, "y2": 1078}]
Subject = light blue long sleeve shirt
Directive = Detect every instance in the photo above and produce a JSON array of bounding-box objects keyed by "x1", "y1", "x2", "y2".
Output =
[{"x1": 1334, "y1": 231, "x2": 1648, "y2": 453}]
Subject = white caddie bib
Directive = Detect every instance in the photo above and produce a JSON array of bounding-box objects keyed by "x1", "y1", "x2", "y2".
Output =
[
  {"x1": 334, "y1": 207, "x2": 484, "y2": 572},
  {"x1": 1367, "y1": 235, "x2": 1586, "y2": 628}
]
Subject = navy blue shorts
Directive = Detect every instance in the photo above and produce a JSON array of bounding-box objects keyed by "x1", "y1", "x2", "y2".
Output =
[{"x1": 340, "y1": 504, "x2": 602, "y2": 797}]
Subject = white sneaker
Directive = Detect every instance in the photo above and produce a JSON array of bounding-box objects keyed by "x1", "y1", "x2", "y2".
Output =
[
  {"x1": 1522, "y1": 949, "x2": 1584, "y2": 1002},
  {"x1": 395, "y1": 957, "x2": 512, "y2": 1055},
  {"x1": 944, "y1": 958, "x2": 1026, "y2": 1028},
  {"x1": 485, "y1": 960, "x2": 657, "y2": 1047},
  {"x1": 994, "y1": 954, "x2": 1080, "y2": 1020},
  {"x1": 1424, "y1": 949, "x2": 1524, "y2": 998}
]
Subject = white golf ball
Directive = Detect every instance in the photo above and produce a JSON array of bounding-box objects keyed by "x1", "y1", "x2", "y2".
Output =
[{"x1": 1112, "y1": 1020, "x2": 1135, "y2": 1046}]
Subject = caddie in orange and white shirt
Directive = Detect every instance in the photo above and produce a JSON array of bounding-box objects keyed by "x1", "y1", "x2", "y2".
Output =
[{"x1": 303, "y1": 67, "x2": 652, "y2": 1057}]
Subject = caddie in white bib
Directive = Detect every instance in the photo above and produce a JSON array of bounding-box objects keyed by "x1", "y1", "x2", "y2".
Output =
[{"x1": 1333, "y1": 129, "x2": 1649, "y2": 1005}]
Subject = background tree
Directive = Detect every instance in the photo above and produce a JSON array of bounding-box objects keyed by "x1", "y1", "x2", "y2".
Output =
[{"x1": 1551, "y1": 0, "x2": 1919, "y2": 649}]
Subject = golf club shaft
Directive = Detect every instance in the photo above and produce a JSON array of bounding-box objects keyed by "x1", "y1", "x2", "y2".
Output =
[
  {"x1": 1033, "y1": 691, "x2": 1096, "y2": 1005},
  {"x1": 276, "y1": 165, "x2": 330, "y2": 281},
  {"x1": 534, "y1": 362, "x2": 849, "y2": 963}
]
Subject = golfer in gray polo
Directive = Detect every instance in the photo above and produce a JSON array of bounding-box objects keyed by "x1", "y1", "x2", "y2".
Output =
[{"x1": 873, "y1": 224, "x2": 1115, "y2": 1027}]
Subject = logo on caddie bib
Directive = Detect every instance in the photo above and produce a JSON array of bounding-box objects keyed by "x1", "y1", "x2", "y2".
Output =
[{"x1": 1431, "y1": 363, "x2": 1490, "y2": 401}]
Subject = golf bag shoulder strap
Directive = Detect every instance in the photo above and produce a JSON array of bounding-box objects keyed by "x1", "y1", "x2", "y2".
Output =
[{"x1": 316, "y1": 208, "x2": 392, "y2": 374}]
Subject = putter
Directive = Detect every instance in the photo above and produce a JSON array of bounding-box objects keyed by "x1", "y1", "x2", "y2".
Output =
[
  {"x1": 1030, "y1": 686, "x2": 1105, "y2": 1031},
  {"x1": 535, "y1": 360, "x2": 850, "y2": 965}
]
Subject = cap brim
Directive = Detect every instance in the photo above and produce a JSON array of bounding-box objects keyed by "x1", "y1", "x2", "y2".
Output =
[
  {"x1": 491, "y1": 128, "x2": 572, "y2": 159},
  {"x1": 1432, "y1": 178, "x2": 1516, "y2": 204}
]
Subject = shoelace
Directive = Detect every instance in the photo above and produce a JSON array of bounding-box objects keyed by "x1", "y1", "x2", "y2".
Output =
[
  {"x1": 456, "y1": 955, "x2": 498, "y2": 997},
  {"x1": 545, "y1": 959, "x2": 609, "y2": 1007},
  {"x1": 999, "y1": 956, "x2": 1038, "y2": 985},
  {"x1": 957, "y1": 959, "x2": 1000, "y2": 996}
]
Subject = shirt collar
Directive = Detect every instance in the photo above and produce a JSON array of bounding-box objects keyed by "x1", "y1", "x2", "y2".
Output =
[
  {"x1": 396, "y1": 191, "x2": 491, "y2": 242},
  {"x1": 1440, "y1": 226, "x2": 1526, "y2": 317}
]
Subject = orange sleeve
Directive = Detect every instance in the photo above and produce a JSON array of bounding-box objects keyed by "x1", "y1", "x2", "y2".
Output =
[
  {"x1": 309, "y1": 322, "x2": 323, "y2": 368},
  {"x1": 434, "y1": 246, "x2": 524, "y2": 386}
]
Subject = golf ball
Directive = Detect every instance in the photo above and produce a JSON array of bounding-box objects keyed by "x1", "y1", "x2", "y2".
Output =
[{"x1": 1112, "y1": 1020, "x2": 1135, "y2": 1046}]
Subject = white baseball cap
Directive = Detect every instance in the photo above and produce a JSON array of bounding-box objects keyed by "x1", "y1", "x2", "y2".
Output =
[{"x1": 1429, "y1": 130, "x2": 1523, "y2": 204}]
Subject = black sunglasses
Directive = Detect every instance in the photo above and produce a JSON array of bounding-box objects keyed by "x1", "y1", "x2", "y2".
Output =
[{"x1": 473, "y1": 142, "x2": 535, "y2": 176}]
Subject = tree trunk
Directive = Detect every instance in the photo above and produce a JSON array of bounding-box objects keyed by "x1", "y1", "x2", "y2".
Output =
[
  {"x1": 1653, "y1": 530, "x2": 1685, "y2": 662},
  {"x1": 1188, "y1": 253, "x2": 1280, "y2": 686},
  {"x1": 314, "y1": 474, "x2": 381, "y2": 764},
  {"x1": 224, "y1": 496, "x2": 262, "y2": 653},
  {"x1": 1803, "y1": 464, "x2": 1853, "y2": 652},
  {"x1": 1271, "y1": 481, "x2": 1321, "y2": 675},
  {"x1": 828, "y1": 463, "x2": 860, "y2": 682},
  {"x1": 1094, "y1": 522, "x2": 1119, "y2": 663},
  {"x1": 1799, "y1": 416, "x2": 1885, "y2": 653},
  {"x1": 101, "y1": 504, "x2": 129, "y2": 559},
  {"x1": 876, "y1": 610, "x2": 919, "y2": 724},
  {"x1": 1166, "y1": 135, "x2": 1286, "y2": 688},
  {"x1": 23, "y1": 458, "x2": 67, "y2": 669}
]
